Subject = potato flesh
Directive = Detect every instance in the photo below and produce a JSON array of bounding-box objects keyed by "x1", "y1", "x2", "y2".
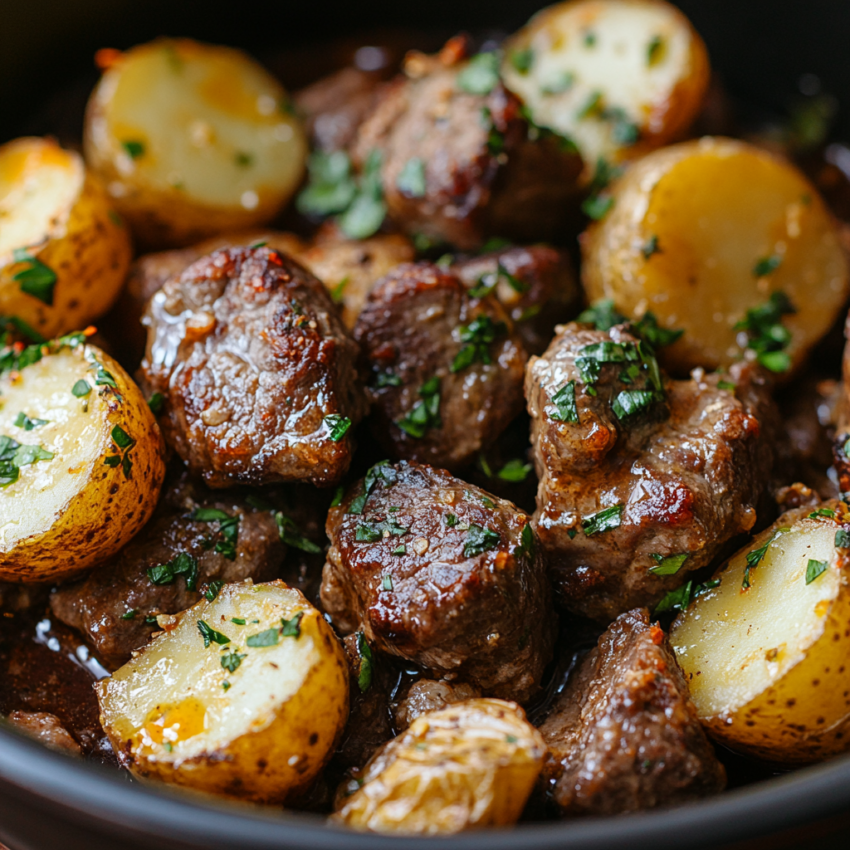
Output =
[
  {"x1": 503, "y1": 0, "x2": 704, "y2": 166},
  {"x1": 671, "y1": 520, "x2": 839, "y2": 720},
  {"x1": 0, "y1": 348, "x2": 104, "y2": 548},
  {"x1": 99, "y1": 582, "x2": 325, "y2": 763},
  {"x1": 0, "y1": 138, "x2": 82, "y2": 256},
  {"x1": 94, "y1": 39, "x2": 305, "y2": 210},
  {"x1": 583, "y1": 138, "x2": 849, "y2": 373}
]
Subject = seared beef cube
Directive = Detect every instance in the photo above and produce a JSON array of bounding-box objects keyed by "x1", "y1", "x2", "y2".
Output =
[
  {"x1": 392, "y1": 679, "x2": 480, "y2": 731},
  {"x1": 6, "y1": 711, "x2": 82, "y2": 755},
  {"x1": 451, "y1": 244, "x2": 580, "y2": 355},
  {"x1": 350, "y1": 39, "x2": 582, "y2": 251},
  {"x1": 540, "y1": 608, "x2": 726, "y2": 816},
  {"x1": 321, "y1": 461, "x2": 556, "y2": 703},
  {"x1": 355, "y1": 263, "x2": 527, "y2": 471},
  {"x1": 526, "y1": 322, "x2": 774, "y2": 621},
  {"x1": 50, "y1": 472, "x2": 285, "y2": 669},
  {"x1": 142, "y1": 246, "x2": 368, "y2": 488},
  {"x1": 295, "y1": 66, "x2": 389, "y2": 154}
]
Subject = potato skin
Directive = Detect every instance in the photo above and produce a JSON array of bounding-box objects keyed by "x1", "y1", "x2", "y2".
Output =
[
  {"x1": 0, "y1": 137, "x2": 132, "y2": 338},
  {"x1": 97, "y1": 581, "x2": 350, "y2": 804},
  {"x1": 0, "y1": 342, "x2": 166, "y2": 582},
  {"x1": 670, "y1": 502, "x2": 850, "y2": 763},
  {"x1": 333, "y1": 699, "x2": 545, "y2": 833},
  {"x1": 582, "y1": 137, "x2": 849, "y2": 375}
]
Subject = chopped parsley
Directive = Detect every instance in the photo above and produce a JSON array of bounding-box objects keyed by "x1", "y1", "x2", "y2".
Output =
[
  {"x1": 463, "y1": 523, "x2": 500, "y2": 557},
  {"x1": 373, "y1": 370, "x2": 402, "y2": 388},
  {"x1": 582, "y1": 505, "x2": 623, "y2": 536},
  {"x1": 120, "y1": 610, "x2": 137, "y2": 620},
  {"x1": 835, "y1": 529, "x2": 850, "y2": 548},
  {"x1": 612, "y1": 389, "x2": 661, "y2": 420},
  {"x1": 642, "y1": 234, "x2": 660, "y2": 259},
  {"x1": 734, "y1": 291, "x2": 796, "y2": 373},
  {"x1": 808, "y1": 508, "x2": 836, "y2": 519},
  {"x1": 0, "y1": 314, "x2": 45, "y2": 343},
  {"x1": 647, "y1": 35, "x2": 665, "y2": 66},
  {"x1": 445, "y1": 513, "x2": 458, "y2": 528},
  {"x1": 103, "y1": 424, "x2": 134, "y2": 479},
  {"x1": 275, "y1": 513, "x2": 322, "y2": 554},
  {"x1": 72, "y1": 379, "x2": 91, "y2": 397},
  {"x1": 13, "y1": 412, "x2": 48, "y2": 431},
  {"x1": 246, "y1": 628, "x2": 279, "y2": 648},
  {"x1": 541, "y1": 70, "x2": 575, "y2": 95},
  {"x1": 550, "y1": 380, "x2": 579, "y2": 423},
  {"x1": 396, "y1": 158, "x2": 426, "y2": 197},
  {"x1": 0, "y1": 435, "x2": 54, "y2": 487},
  {"x1": 232, "y1": 617, "x2": 246, "y2": 625},
  {"x1": 396, "y1": 377, "x2": 441, "y2": 439},
  {"x1": 717, "y1": 379, "x2": 736, "y2": 391},
  {"x1": 457, "y1": 51, "x2": 500, "y2": 95},
  {"x1": 220, "y1": 650, "x2": 246, "y2": 672},
  {"x1": 577, "y1": 90, "x2": 604, "y2": 120},
  {"x1": 331, "y1": 276, "x2": 349, "y2": 304},
  {"x1": 649, "y1": 553, "x2": 689, "y2": 576},
  {"x1": 330, "y1": 486, "x2": 345, "y2": 508},
  {"x1": 654, "y1": 579, "x2": 720, "y2": 615},
  {"x1": 190, "y1": 508, "x2": 239, "y2": 560},
  {"x1": 634, "y1": 312, "x2": 683, "y2": 349},
  {"x1": 509, "y1": 47, "x2": 535, "y2": 74},
  {"x1": 513, "y1": 523, "x2": 535, "y2": 559},
  {"x1": 743, "y1": 527, "x2": 791, "y2": 589},
  {"x1": 147, "y1": 392, "x2": 165, "y2": 414},
  {"x1": 348, "y1": 460, "x2": 396, "y2": 515},
  {"x1": 147, "y1": 552, "x2": 199, "y2": 592},
  {"x1": 451, "y1": 315, "x2": 505, "y2": 373},
  {"x1": 197, "y1": 620, "x2": 230, "y2": 648},
  {"x1": 578, "y1": 299, "x2": 626, "y2": 331},
  {"x1": 806, "y1": 558, "x2": 828, "y2": 585},
  {"x1": 12, "y1": 249, "x2": 57, "y2": 305},
  {"x1": 121, "y1": 140, "x2": 146, "y2": 159},
  {"x1": 468, "y1": 262, "x2": 528, "y2": 299},
  {"x1": 234, "y1": 151, "x2": 254, "y2": 168},
  {"x1": 281, "y1": 612, "x2": 304, "y2": 638},
  {"x1": 497, "y1": 458, "x2": 532, "y2": 482},
  {"x1": 382, "y1": 574, "x2": 394, "y2": 590},
  {"x1": 583, "y1": 31, "x2": 597, "y2": 47},
  {"x1": 324, "y1": 414, "x2": 352, "y2": 442},
  {"x1": 581, "y1": 193, "x2": 614, "y2": 220},
  {"x1": 391, "y1": 544, "x2": 406, "y2": 556},
  {"x1": 753, "y1": 255, "x2": 783, "y2": 278},
  {"x1": 204, "y1": 580, "x2": 224, "y2": 601},
  {"x1": 355, "y1": 519, "x2": 409, "y2": 543},
  {"x1": 481, "y1": 106, "x2": 505, "y2": 155},
  {"x1": 356, "y1": 632, "x2": 373, "y2": 692}
]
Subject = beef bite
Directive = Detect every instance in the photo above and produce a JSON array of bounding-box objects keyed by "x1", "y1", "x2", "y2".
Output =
[
  {"x1": 142, "y1": 246, "x2": 368, "y2": 488},
  {"x1": 526, "y1": 322, "x2": 775, "y2": 621},
  {"x1": 320, "y1": 461, "x2": 556, "y2": 703},
  {"x1": 540, "y1": 608, "x2": 726, "y2": 816},
  {"x1": 355, "y1": 262, "x2": 527, "y2": 471},
  {"x1": 50, "y1": 471, "x2": 286, "y2": 669},
  {"x1": 451, "y1": 244, "x2": 580, "y2": 356},
  {"x1": 349, "y1": 37, "x2": 582, "y2": 251}
]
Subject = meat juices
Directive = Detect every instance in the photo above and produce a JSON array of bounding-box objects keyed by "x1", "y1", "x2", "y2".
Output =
[
  {"x1": 355, "y1": 263, "x2": 527, "y2": 471},
  {"x1": 350, "y1": 38, "x2": 582, "y2": 251},
  {"x1": 50, "y1": 472, "x2": 285, "y2": 669},
  {"x1": 142, "y1": 247, "x2": 368, "y2": 488},
  {"x1": 451, "y1": 244, "x2": 580, "y2": 356},
  {"x1": 321, "y1": 461, "x2": 556, "y2": 703},
  {"x1": 526, "y1": 322, "x2": 775, "y2": 620},
  {"x1": 540, "y1": 609, "x2": 726, "y2": 815}
]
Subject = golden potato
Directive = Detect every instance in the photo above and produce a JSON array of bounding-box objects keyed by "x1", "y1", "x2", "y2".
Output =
[
  {"x1": 582, "y1": 137, "x2": 850, "y2": 375},
  {"x1": 502, "y1": 0, "x2": 709, "y2": 173},
  {"x1": 0, "y1": 334, "x2": 166, "y2": 582},
  {"x1": 333, "y1": 699, "x2": 545, "y2": 834},
  {"x1": 670, "y1": 501, "x2": 850, "y2": 763},
  {"x1": 97, "y1": 580, "x2": 349, "y2": 804},
  {"x1": 0, "y1": 137, "x2": 132, "y2": 339},
  {"x1": 84, "y1": 38, "x2": 307, "y2": 248}
]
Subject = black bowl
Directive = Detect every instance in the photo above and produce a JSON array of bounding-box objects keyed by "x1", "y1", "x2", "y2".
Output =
[{"x1": 1, "y1": 1, "x2": 850, "y2": 848}]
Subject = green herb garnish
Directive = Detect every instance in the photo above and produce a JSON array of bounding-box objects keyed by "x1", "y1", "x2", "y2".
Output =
[
  {"x1": 396, "y1": 377, "x2": 441, "y2": 439},
  {"x1": 396, "y1": 158, "x2": 426, "y2": 197},
  {"x1": 582, "y1": 505, "x2": 623, "y2": 536},
  {"x1": 324, "y1": 414, "x2": 352, "y2": 442},
  {"x1": 121, "y1": 140, "x2": 145, "y2": 159},
  {"x1": 463, "y1": 523, "x2": 500, "y2": 557},
  {"x1": 550, "y1": 380, "x2": 579, "y2": 423},
  {"x1": 457, "y1": 52, "x2": 500, "y2": 95},
  {"x1": 205, "y1": 581, "x2": 224, "y2": 601},
  {"x1": 0, "y1": 435, "x2": 54, "y2": 487},
  {"x1": 649, "y1": 553, "x2": 689, "y2": 576},
  {"x1": 275, "y1": 513, "x2": 322, "y2": 553},
  {"x1": 734, "y1": 291, "x2": 795, "y2": 373},
  {"x1": 497, "y1": 459, "x2": 532, "y2": 482},
  {"x1": 356, "y1": 632, "x2": 373, "y2": 692},
  {"x1": 198, "y1": 620, "x2": 230, "y2": 648},
  {"x1": 654, "y1": 578, "x2": 720, "y2": 614},
  {"x1": 806, "y1": 558, "x2": 828, "y2": 585},
  {"x1": 348, "y1": 461, "x2": 396, "y2": 515},
  {"x1": 147, "y1": 392, "x2": 165, "y2": 414},
  {"x1": 13, "y1": 412, "x2": 48, "y2": 431},
  {"x1": 509, "y1": 47, "x2": 535, "y2": 74},
  {"x1": 12, "y1": 249, "x2": 57, "y2": 305},
  {"x1": 190, "y1": 508, "x2": 239, "y2": 560},
  {"x1": 147, "y1": 552, "x2": 199, "y2": 592},
  {"x1": 451, "y1": 315, "x2": 505, "y2": 373}
]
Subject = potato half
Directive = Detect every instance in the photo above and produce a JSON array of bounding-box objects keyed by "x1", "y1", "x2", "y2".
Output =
[
  {"x1": 84, "y1": 38, "x2": 307, "y2": 248},
  {"x1": 502, "y1": 0, "x2": 709, "y2": 171},
  {"x1": 670, "y1": 502, "x2": 850, "y2": 763},
  {"x1": 97, "y1": 580, "x2": 349, "y2": 803},
  {"x1": 582, "y1": 137, "x2": 850, "y2": 375},
  {"x1": 333, "y1": 699, "x2": 545, "y2": 833},
  {"x1": 0, "y1": 137, "x2": 132, "y2": 338},
  {"x1": 0, "y1": 336, "x2": 165, "y2": 582}
]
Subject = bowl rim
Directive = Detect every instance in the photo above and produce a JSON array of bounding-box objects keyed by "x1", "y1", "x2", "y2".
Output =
[{"x1": 0, "y1": 724, "x2": 848, "y2": 849}]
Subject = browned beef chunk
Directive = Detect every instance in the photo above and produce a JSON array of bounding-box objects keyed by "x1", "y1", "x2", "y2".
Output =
[
  {"x1": 392, "y1": 679, "x2": 480, "y2": 731},
  {"x1": 50, "y1": 472, "x2": 285, "y2": 669},
  {"x1": 451, "y1": 245, "x2": 580, "y2": 356},
  {"x1": 540, "y1": 608, "x2": 726, "y2": 816},
  {"x1": 320, "y1": 461, "x2": 556, "y2": 703},
  {"x1": 295, "y1": 66, "x2": 389, "y2": 153},
  {"x1": 6, "y1": 711, "x2": 81, "y2": 755},
  {"x1": 141, "y1": 247, "x2": 368, "y2": 488},
  {"x1": 355, "y1": 263, "x2": 527, "y2": 471},
  {"x1": 350, "y1": 38, "x2": 582, "y2": 251},
  {"x1": 526, "y1": 323, "x2": 775, "y2": 621}
]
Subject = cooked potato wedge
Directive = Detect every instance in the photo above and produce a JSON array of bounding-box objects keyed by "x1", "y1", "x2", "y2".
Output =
[
  {"x1": 582, "y1": 137, "x2": 850, "y2": 375},
  {"x1": 670, "y1": 501, "x2": 850, "y2": 763},
  {"x1": 0, "y1": 137, "x2": 132, "y2": 338},
  {"x1": 333, "y1": 699, "x2": 545, "y2": 834},
  {"x1": 97, "y1": 580, "x2": 349, "y2": 804},
  {"x1": 0, "y1": 335, "x2": 166, "y2": 582},
  {"x1": 502, "y1": 0, "x2": 709, "y2": 172},
  {"x1": 84, "y1": 38, "x2": 307, "y2": 248}
]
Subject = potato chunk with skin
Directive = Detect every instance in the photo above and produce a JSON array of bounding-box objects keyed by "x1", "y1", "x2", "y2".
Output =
[
  {"x1": 502, "y1": 0, "x2": 709, "y2": 172},
  {"x1": 84, "y1": 38, "x2": 307, "y2": 248},
  {"x1": 0, "y1": 337, "x2": 166, "y2": 582},
  {"x1": 0, "y1": 137, "x2": 132, "y2": 338},
  {"x1": 97, "y1": 580, "x2": 349, "y2": 803},
  {"x1": 670, "y1": 502, "x2": 850, "y2": 763},
  {"x1": 333, "y1": 699, "x2": 545, "y2": 833},
  {"x1": 582, "y1": 137, "x2": 850, "y2": 376}
]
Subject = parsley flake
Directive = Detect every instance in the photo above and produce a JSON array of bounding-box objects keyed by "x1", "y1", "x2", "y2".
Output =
[
  {"x1": 396, "y1": 377, "x2": 441, "y2": 438},
  {"x1": 550, "y1": 380, "x2": 579, "y2": 423},
  {"x1": 198, "y1": 620, "x2": 230, "y2": 648},
  {"x1": 649, "y1": 553, "x2": 689, "y2": 576},
  {"x1": 451, "y1": 315, "x2": 505, "y2": 373},
  {"x1": 463, "y1": 523, "x2": 500, "y2": 557},
  {"x1": 396, "y1": 158, "x2": 426, "y2": 197},
  {"x1": 497, "y1": 458, "x2": 532, "y2": 482},
  {"x1": 12, "y1": 249, "x2": 57, "y2": 305},
  {"x1": 275, "y1": 513, "x2": 322, "y2": 553},
  {"x1": 356, "y1": 632, "x2": 373, "y2": 692},
  {"x1": 582, "y1": 505, "x2": 623, "y2": 536},
  {"x1": 806, "y1": 558, "x2": 828, "y2": 585},
  {"x1": 13, "y1": 412, "x2": 48, "y2": 431},
  {"x1": 457, "y1": 52, "x2": 500, "y2": 95},
  {"x1": 147, "y1": 552, "x2": 199, "y2": 592},
  {"x1": 190, "y1": 508, "x2": 239, "y2": 560},
  {"x1": 221, "y1": 650, "x2": 246, "y2": 673},
  {"x1": 324, "y1": 414, "x2": 352, "y2": 442}
]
